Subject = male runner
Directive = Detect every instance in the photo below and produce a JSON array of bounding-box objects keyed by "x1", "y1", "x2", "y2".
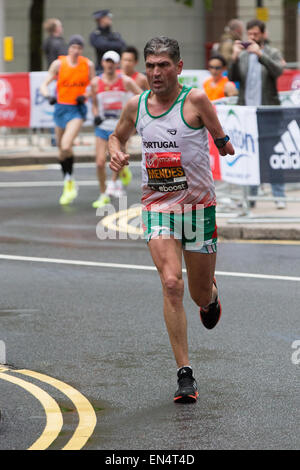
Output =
[
  {"x1": 121, "y1": 46, "x2": 149, "y2": 91},
  {"x1": 109, "y1": 37, "x2": 234, "y2": 404},
  {"x1": 40, "y1": 35, "x2": 95, "y2": 205},
  {"x1": 91, "y1": 50, "x2": 141, "y2": 208}
]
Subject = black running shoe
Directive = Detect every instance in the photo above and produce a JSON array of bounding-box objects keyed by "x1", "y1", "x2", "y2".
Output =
[
  {"x1": 200, "y1": 278, "x2": 222, "y2": 330},
  {"x1": 174, "y1": 367, "x2": 198, "y2": 404}
]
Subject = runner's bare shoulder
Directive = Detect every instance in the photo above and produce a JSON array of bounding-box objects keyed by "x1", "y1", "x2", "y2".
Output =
[
  {"x1": 124, "y1": 94, "x2": 141, "y2": 118},
  {"x1": 187, "y1": 87, "x2": 210, "y2": 107}
]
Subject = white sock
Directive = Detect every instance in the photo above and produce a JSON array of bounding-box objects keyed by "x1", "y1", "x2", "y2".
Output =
[{"x1": 177, "y1": 365, "x2": 192, "y2": 372}]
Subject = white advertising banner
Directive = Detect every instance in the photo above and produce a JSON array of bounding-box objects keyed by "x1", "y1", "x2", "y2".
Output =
[
  {"x1": 216, "y1": 105, "x2": 260, "y2": 186},
  {"x1": 179, "y1": 69, "x2": 210, "y2": 90},
  {"x1": 29, "y1": 71, "x2": 56, "y2": 128}
]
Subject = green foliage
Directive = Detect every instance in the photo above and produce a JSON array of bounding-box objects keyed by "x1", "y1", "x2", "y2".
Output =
[
  {"x1": 174, "y1": 0, "x2": 214, "y2": 8},
  {"x1": 174, "y1": 0, "x2": 194, "y2": 6}
]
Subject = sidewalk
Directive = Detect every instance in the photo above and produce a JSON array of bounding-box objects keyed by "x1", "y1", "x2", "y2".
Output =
[
  {"x1": 1, "y1": 133, "x2": 300, "y2": 241},
  {"x1": 216, "y1": 189, "x2": 300, "y2": 241}
]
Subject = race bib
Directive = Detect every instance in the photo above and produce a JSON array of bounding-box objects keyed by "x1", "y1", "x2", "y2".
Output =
[
  {"x1": 103, "y1": 100, "x2": 122, "y2": 120},
  {"x1": 145, "y1": 152, "x2": 188, "y2": 192}
]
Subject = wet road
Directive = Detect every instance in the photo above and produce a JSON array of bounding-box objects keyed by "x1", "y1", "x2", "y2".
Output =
[{"x1": 0, "y1": 164, "x2": 299, "y2": 450}]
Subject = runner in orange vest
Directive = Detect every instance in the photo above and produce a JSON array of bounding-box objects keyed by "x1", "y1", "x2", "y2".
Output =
[
  {"x1": 40, "y1": 35, "x2": 95, "y2": 205},
  {"x1": 203, "y1": 54, "x2": 237, "y2": 101}
]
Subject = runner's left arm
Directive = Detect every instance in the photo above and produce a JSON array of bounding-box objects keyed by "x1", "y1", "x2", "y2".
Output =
[
  {"x1": 82, "y1": 61, "x2": 96, "y2": 100},
  {"x1": 191, "y1": 90, "x2": 235, "y2": 156}
]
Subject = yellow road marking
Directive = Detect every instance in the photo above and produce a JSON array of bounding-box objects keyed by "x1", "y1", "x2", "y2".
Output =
[
  {"x1": 0, "y1": 165, "x2": 47, "y2": 172},
  {"x1": 17, "y1": 369, "x2": 97, "y2": 451},
  {"x1": 0, "y1": 370, "x2": 63, "y2": 450},
  {"x1": 102, "y1": 205, "x2": 143, "y2": 236}
]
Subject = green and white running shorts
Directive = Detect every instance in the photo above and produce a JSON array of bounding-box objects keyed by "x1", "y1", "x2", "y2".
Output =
[{"x1": 142, "y1": 205, "x2": 217, "y2": 253}]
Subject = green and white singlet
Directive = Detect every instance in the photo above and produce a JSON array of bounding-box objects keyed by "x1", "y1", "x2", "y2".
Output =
[{"x1": 135, "y1": 85, "x2": 216, "y2": 212}]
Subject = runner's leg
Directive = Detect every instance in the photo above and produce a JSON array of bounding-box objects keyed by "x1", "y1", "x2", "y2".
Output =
[
  {"x1": 148, "y1": 237, "x2": 189, "y2": 368},
  {"x1": 95, "y1": 136, "x2": 107, "y2": 194},
  {"x1": 183, "y1": 251, "x2": 217, "y2": 308},
  {"x1": 57, "y1": 119, "x2": 82, "y2": 204},
  {"x1": 60, "y1": 118, "x2": 83, "y2": 161},
  {"x1": 55, "y1": 126, "x2": 64, "y2": 164}
]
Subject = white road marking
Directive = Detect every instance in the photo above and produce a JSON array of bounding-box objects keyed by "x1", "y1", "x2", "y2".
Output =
[
  {"x1": 0, "y1": 253, "x2": 300, "y2": 282},
  {"x1": 0, "y1": 161, "x2": 141, "y2": 174},
  {"x1": 0, "y1": 180, "x2": 99, "y2": 188}
]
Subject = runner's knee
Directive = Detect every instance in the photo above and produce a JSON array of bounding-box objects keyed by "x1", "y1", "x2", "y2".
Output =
[
  {"x1": 96, "y1": 159, "x2": 106, "y2": 170},
  {"x1": 60, "y1": 146, "x2": 73, "y2": 159},
  {"x1": 163, "y1": 275, "x2": 184, "y2": 300}
]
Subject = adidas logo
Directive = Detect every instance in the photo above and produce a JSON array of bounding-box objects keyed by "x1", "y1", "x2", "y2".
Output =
[{"x1": 270, "y1": 120, "x2": 300, "y2": 170}]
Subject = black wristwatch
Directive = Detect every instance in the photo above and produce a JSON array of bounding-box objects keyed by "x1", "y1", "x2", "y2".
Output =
[{"x1": 214, "y1": 135, "x2": 230, "y2": 149}]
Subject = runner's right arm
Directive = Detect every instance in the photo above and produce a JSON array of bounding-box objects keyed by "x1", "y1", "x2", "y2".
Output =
[
  {"x1": 90, "y1": 76, "x2": 99, "y2": 117},
  {"x1": 40, "y1": 59, "x2": 60, "y2": 98},
  {"x1": 108, "y1": 95, "x2": 139, "y2": 172}
]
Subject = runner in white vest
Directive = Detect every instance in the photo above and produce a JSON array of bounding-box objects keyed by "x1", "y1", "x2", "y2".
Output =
[
  {"x1": 108, "y1": 37, "x2": 234, "y2": 404},
  {"x1": 91, "y1": 50, "x2": 141, "y2": 208}
]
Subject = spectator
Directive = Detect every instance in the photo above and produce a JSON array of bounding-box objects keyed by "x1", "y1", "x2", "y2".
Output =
[
  {"x1": 43, "y1": 18, "x2": 68, "y2": 68},
  {"x1": 203, "y1": 54, "x2": 238, "y2": 101},
  {"x1": 216, "y1": 19, "x2": 244, "y2": 64},
  {"x1": 121, "y1": 46, "x2": 149, "y2": 90},
  {"x1": 228, "y1": 19, "x2": 286, "y2": 209},
  {"x1": 90, "y1": 9, "x2": 126, "y2": 73}
]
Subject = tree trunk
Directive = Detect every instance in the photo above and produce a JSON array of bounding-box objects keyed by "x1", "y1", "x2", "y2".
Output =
[{"x1": 29, "y1": 0, "x2": 45, "y2": 71}]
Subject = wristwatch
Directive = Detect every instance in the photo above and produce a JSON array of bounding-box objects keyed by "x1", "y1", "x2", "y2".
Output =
[{"x1": 214, "y1": 135, "x2": 230, "y2": 149}]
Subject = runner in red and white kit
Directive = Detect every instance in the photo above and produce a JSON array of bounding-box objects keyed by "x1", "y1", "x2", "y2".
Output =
[
  {"x1": 91, "y1": 51, "x2": 142, "y2": 208},
  {"x1": 121, "y1": 46, "x2": 149, "y2": 91},
  {"x1": 109, "y1": 37, "x2": 234, "y2": 404}
]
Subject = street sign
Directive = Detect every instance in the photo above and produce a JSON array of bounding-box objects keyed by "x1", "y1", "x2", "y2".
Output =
[
  {"x1": 3, "y1": 36, "x2": 14, "y2": 61},
  {"x1": 256, "y1": 7, "x2": 269, "y2": 22}
]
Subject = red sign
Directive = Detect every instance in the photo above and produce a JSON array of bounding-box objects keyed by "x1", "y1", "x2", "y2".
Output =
[
  {"x1": 208, "y1": 133, "x2": 221, "y2": 181},
  {"x1": 0, "y1": 73, "x2": 30, "y2": 127},
  {"x1": 278, "y1": 69, "x2": 300, "y2": 92}
]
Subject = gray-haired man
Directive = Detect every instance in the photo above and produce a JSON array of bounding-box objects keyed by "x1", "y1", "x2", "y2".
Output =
[{"x1": 108, "y1": 37, "x2": 235, "y2": 403}]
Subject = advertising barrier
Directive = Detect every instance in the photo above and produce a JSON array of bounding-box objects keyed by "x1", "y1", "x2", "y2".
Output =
[
  {"x1": 0, "y1": 71, "x2": 93, "y2": 128},
  {"x1": 0, "y1": 73, "x2": 30, "y2": 127},
  {"x1": 212, "y1": 100, "x2": 300, "y2": 185}
]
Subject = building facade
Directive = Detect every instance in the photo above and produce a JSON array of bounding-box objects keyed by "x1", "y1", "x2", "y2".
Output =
[
  {"x1": 0, "y1": 0, "x2": 299, "y2": 73},
  {"x1": 0, "y1": 0, "x2": 206, "y2": 73}
]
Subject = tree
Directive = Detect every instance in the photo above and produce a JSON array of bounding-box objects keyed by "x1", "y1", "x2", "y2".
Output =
[{"x1": 29, "y1": 0, "x2": 45, "y2": 71}]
